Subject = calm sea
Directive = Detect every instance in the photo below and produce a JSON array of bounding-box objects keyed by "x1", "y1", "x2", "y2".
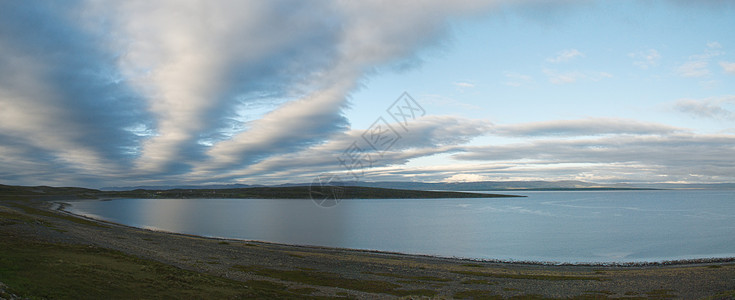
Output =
[{"x1": 64, "y1": 190, "x2": 735, "y2": 263}]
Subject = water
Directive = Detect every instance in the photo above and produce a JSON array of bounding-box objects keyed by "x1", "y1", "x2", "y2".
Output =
[{"x1": 64, "y1": 190, "x2": 735, "y2": 263}]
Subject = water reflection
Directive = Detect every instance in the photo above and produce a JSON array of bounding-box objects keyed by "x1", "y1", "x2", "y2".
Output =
[{"x1": 66, "y1": 190, "x2": 735, "y2": 263}]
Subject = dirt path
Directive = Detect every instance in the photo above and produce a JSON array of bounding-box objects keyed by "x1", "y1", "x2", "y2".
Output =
[{"x1": 2, "y1": 199, "x2": 735, "y2": 299}]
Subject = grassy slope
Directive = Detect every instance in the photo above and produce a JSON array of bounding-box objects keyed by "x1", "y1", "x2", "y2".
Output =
[
  {"x1": 0, "y1": 237, "x2": 315, "y2": 299},
  {"x1": 0, "y1": 205, "x2": 315, "y2": 299}
]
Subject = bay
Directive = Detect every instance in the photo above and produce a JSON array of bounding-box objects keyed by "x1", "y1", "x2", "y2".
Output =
[{"x1": 64, "y1": 190, "x2": 735, "y2": 263}]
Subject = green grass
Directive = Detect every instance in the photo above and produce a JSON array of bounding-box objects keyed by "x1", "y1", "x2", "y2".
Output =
[
  {"x1": 390, "y1": 289, "x2": 438, "y2": 297},
  {"x1": 706, "y1": 290, "x2": 735, "y2": 299},
  {"x1": 0, "y1": 210, "x2": 35, "y2": 224},
  {"x1": 461, "y1": 279, "x2": 498, "y2": 285},
  {"x1": 231, "y1": 265, "x2": 438, "y2": 297},
  {"x1": 289, "y1": 287, "x2": 318, "y2": 295},
  {"x1": 646, "y1": 289, "x2": 677, "y2": 299},
  {"x1": 454, "y1": 290, "x2": 503, "y2": 299},
  {"x1": 363, "y1": 271, "x2": 453, "y2": 282},
  {"x1": 0, "y1": 236, "x2": 315, "y2": 299},
  {"x1": 0, "y1": 209, "x2": 60, "y2": 231},
  {"x1": 451, "y1": 270, "x2": 604, "y2": 281},
  {"x1": 7, "y1": 202, "x2": 108, "y2": 228},
  {"x1": 461, "y1": 263, "x2": 486, "y2": 268},
  {"x1": 584, "y1": 290, "x2": 615, "y2": 295}
]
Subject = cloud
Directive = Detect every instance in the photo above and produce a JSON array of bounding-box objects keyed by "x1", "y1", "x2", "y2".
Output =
[
  {"x1": 0, "y1": 2, "x2": 152, "y2": 186},
  {"x1": 707, "y1": 41, "x2": 722, "y2": 49},
  {"x1": 454, "y1": 82, "x2": 475, "y2": 88},
  {"x1": 190, "y1": 115, "x2": 490, "y2": 183},
  {"x1": 453, "y1": 134, "x2": 735, "y2": 183},
  {"x1": 0, "y1": 1, "x2": 500, "y2": 187},
  {"x1": 502, "y1": 72, "x2": 533, "y2": 87},
  {"x1": 543, "y1": 69, "x2": 582, "y2": 84},
  {"x1": 674, "y1": 96, "x2": 735, "y2": 120},
  {"x1": 676, "y1": 61, "x2": 710, "y2": 77},
  {"x1": 494, "y1": 118, "x2": 683, "y2": 137},
  {"x1": 720, "y1": 61, "x2": 735, "y2": 74},
  {"x1": 543, "y1": 69, "x2": 612, "y2": 84},
  {"x1": 106, "y1": 1, "x2": 354, "y2": 175},
  {"x1": 1, "y1": 1, "x2": 733, "y2": 187},
  {"x1": 443, "y1": 173, "x2": 492, "y2": 182},
  {"x1": 546, "y1": 49, "x2": 584, "y2": 63},
  {"x1": 420, "y1": 94, "x2": 481, "y2": 110},
  {"x1": 675, "y1": 42, "x2": 724, "y2": 78},
  {"x1": 629, "y1": 49, "x2": 661, "y2": 69}
]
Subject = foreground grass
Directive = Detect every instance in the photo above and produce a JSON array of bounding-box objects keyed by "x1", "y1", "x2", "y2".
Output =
[
  {"x1": 0, "y1": 235, "x2": 314, "y2": 299},
  {"x1": 6, "y1": 202, "x2": 107, "y2": 228},
  {"x1": 451, "y1": 270, "x2": 604, "y2": 281},
  {"x1": 231, "y1": 265, "x2": 438, "y2": 297}
]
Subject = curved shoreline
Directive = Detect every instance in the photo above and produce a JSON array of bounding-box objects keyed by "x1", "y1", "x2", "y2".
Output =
[
  {"x1": 3, "y1": 198, "x2": 735, "y2": 298},
  {"x1": 56, "y1": 201, "x2": 735, "y2": 269}
]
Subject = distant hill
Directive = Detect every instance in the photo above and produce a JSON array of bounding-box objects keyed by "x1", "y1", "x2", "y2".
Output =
[
  {"x1": 0, "y1": 184, "x2": 521, "y2": 200},
  {"x1": 92, "y1": 180, "x2": 735, "y2": 192},
  {"x1": 336, "y1": 180, "x2": 646, "y2": 191},
  {"x1": 101, "y1": 183, "x2": 256, "y2": 191},
  {"x1": 626, "y1": 183, "x2": 735, "y2": 190},
  {"x1": 103, "y1": 180, "x2": 652, "y2": 192}
]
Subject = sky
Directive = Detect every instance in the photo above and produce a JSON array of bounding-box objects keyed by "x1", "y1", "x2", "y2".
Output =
[{"x1": 1, "y1": 1, "x2": 734, "y2": 188}]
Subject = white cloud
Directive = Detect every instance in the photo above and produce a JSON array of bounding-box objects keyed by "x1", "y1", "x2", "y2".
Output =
[
  {"x1": 443, "y1": 173, "x2": 491, "y2": 182},
  {"x1": 543, "y1": 69, "x2": 612, "y2": 84},
  {"x1": 420, "y1": 94, "x2": 481, "y2": 110},
  {"x1": 0, "y1": 0, "x2": 505, "y2": 186},
  {"x1": 629, "y1": 49, "x2": 660, "y2": 69},
  {"x1": 1, "y1": 2, "x2": 734, "y2": 187},
  {"x1": 546, "y1": 49, "x2": 584, "y2": 63},
  {"x1": 544, "y1": 69, "x2": 582, "y2": 84},
  {"x1": 453, "y1": 134, "x2": 735, "y2": 183},
  {"x1": 502, "y1": 72, "x2": 533, "y2": 87},
  {"x1": 676, "y1": 61, "x2": 710, "y2": 77},
  {"x1": 494, "y1": 118, "x2": 683, "y2": 137},
  {"x1": 720, "y1": 61, "x2": 735, "y2": 74},
  {"x1": 454, "y1": 82, "x2": 475, "y2": 88},
  {"x1": 193, "y1": 115, "x2": 491, "y2": 183},
  {"x1": 676, "y1": 42, "x2": 725, "y2": 78},
  {"x1": 674, "y1": 96, "x2": 735, "y2": 120},
  {"x1": 707, "y1": 41, "x2": 722, "y2": 49}
]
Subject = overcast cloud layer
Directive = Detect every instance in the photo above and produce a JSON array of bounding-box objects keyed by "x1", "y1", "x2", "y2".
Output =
[{"x1": 1, "y1": 1, "x2": 734, "y2": 187}]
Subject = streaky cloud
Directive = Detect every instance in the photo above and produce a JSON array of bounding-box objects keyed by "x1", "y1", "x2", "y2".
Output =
[
  {"x1": 453, "y1": 133, "x2": 735, "y2": 183},
  {"x1": 674, "y1": 96, "x2": 735, "y2": 121},
  {"x1": 493, "y1": 118, "x2": 683, "y2": 137}
]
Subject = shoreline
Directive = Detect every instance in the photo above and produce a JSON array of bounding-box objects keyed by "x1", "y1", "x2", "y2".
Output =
[
  {"x1": 2, "y1": 198, "x2": 735, "y2": 298},
  {"x1": 58, "y1": 199, "x2": 735, "y2": 269}
]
